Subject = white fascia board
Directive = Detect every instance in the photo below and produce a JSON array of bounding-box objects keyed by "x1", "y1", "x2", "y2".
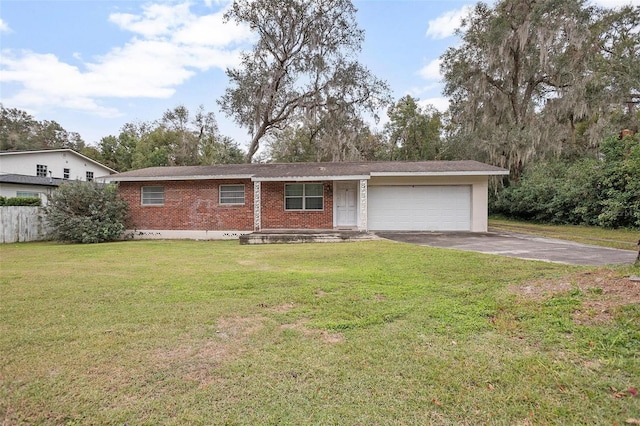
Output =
[
  {"x1": 253, "y1": 175, "x2": 370, "y2": 182},
  {"x1": 370, "y1": 171, "x2": 509, "y2": 177},
  {"x1": 99, "y1": 174, "x2": 254, "y2": 182}
]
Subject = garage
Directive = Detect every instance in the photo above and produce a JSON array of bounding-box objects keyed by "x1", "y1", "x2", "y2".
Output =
[{"x1": 367, "y1": 185, "x2": 472, "y2": 231}]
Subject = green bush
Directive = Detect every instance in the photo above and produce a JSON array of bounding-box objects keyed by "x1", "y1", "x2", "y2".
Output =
[
  {"x1": 1, "y1": 196, "x2": 43, "y2": 206},
  {"x1": 492, "y1": 134, "x2": 640, "y2": 229},
  {"x1": 45, "y1": 181, "x2": 129, "y2": 243},
  {"x1": 596, "y1": 134, "x2": 640, "y2": 228}
]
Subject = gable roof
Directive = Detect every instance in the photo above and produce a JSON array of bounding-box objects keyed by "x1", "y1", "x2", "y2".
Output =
[
  {"x1": 99, "y1": 161, "x2": 509, "y2": 183},
  {"x1": 0, "y1": 149, "x2": 117, "y2": 174}
]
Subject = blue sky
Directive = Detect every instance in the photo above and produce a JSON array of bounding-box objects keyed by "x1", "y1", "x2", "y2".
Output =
[{"x1": 1, "y1": 0, "x2": 637, "y2": 150}]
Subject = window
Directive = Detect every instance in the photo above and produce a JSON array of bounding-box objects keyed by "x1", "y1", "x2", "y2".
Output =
[
  {"x1": 17, "y1": 191, "x2": 40, "y2": 198},
  {"x1": 63, "y1": 168, "x2": 70, "y2": 180},
  {"x1": 220, "y1": 184, "x2": 245, "y2": 205},
  {"x1": 285, "y1": 183, "x2": 323, "y2": 211},
  {"x1": 141, "y1": 186, "x2": 164, "y2": 205},
  {"x1": 86, "y1": 171, "x2": 94, "y2": 181},
  {"x1": 36, "y1": 164, "x2": 47, "y2": 177}
]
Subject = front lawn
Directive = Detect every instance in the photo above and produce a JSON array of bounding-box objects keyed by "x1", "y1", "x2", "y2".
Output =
[{"x1": 1, "y1": 240, "x2": 638, "y2": 424}]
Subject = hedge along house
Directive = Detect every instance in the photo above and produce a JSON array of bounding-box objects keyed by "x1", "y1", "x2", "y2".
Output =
[{"x1": 99, "y1": 161, "x2": 509, "y2": 240}]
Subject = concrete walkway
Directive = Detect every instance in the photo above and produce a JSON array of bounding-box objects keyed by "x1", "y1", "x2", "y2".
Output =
[{"x1": 376, "y1": 231, "x2": 638, "y2": 266}]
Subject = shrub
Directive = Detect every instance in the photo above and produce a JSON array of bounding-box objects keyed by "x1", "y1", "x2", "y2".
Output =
[
  {"x1": 45, "y1": 181, "x2": 129, "y2": 243},
  {"x1": 492, "y1": 161, "x2": 566, "y2": 222},
  {"x1": 596, "y1": 134, "x2": 640, "y2": 228},
  {"x1": 1, "y1": 196, "x2": 42, "y2": 206},
  {"x1": 492, "y1": 134, "x2": 640, "y2": 229}
]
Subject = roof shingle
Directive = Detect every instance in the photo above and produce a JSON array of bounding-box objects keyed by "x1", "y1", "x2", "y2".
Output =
[
  {"x1": 0, "y1": 174, "x2": 65, "y2": 186},
  {"x1": 99, "y1": 161, "x2": 509, "y2": 182}
]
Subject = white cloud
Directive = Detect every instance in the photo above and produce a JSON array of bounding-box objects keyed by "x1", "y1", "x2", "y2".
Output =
[
  {"x1": 109, "y1": 2, "x2": 253, "y2": 47},
  {"x1": 0, "y1": 18, "x2": 11, "y2": 33},
  {"x1": 418, "y1": 97, "x2": 450, "y2": 113},
  {"x1": 0, "y1": 51, "x2": 122, "y2": 117},
  {"x1": 418, "y1": 58, "x2": 442, "y2": 81},
  {"x1": 426, "y1": 5, "x2": 472, "y2": 39},
  {"x1": 0, "y1": 2, "x2": 253, "y2": 116},
  {"x1": 204, "y1": 0, "x2": 229, "y2": 7},
  {"x1": 109, "y1": 3, "x2": 194, "y2": 39},
  {"x1": 174, "y1": 13, "x2": 254, "y2": 47}
]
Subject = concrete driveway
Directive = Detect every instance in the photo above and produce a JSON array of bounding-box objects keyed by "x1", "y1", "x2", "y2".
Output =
[{"x1": 376, "y1": 231, "x2": 638, "y2": 266}]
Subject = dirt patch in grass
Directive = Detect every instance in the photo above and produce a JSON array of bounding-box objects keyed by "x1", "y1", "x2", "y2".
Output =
[
  {"x1": 153, "y1": 315, "x2": 266, "y2": 387},
  {"x1": 270, "y1": 302, "x2": 296, "y2": 313},
  {"x1": 280, "y1": 321, "x2": 345, "y2": 344},
  {"x1": 512, "y1": 270, "x2": 640, "y2": 325},
  {"x1": 215, "y1": 315, "x2": 266, "y2": 338}
]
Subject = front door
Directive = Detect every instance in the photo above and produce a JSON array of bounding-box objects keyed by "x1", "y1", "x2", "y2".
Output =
[{"x1": 336, "y1": 182, "x2": 358, "y2": 227}]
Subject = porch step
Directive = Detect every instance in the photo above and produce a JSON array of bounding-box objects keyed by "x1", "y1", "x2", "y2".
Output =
[{"x1": 239, "y1": 230, "x2": 379, "y2": 245}]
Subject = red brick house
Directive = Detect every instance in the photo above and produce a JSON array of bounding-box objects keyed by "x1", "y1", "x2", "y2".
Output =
[{"x1": 99, "y1": 161, "x2": 508, "y2": 240}]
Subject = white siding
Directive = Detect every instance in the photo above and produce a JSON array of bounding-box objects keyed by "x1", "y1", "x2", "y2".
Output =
[
  {"x1": 0, "y1": 183, "x2": 53, "y2": 202},
  {"x1": 0, "y1": 150, "x2": 113, "y2": 180},
  {"x1": 366, "y1": 176, "x2": 490, "y2": 232}
]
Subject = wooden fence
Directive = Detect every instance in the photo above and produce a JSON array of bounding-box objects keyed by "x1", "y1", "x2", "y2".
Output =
[{"x1": 0, "y1": 206, "x2": 52, "y2": 243}]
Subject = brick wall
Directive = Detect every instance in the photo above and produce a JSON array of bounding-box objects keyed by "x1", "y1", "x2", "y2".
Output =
[
  {"x1": 119, "y1": 179, "x2": 254, "y2": 231},
  {"x1": 119, "y1": 179, "x2": 335, "y2": 231},
  {"x1": 261, "y1": 181, "x2": 334, "y2": 229}
]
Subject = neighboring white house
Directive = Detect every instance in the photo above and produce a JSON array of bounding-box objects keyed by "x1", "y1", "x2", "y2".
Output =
[{"x1": 0, "y1": 149, "x2": 116, "y2": 202}]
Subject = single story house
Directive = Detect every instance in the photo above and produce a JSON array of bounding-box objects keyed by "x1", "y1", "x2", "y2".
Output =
[
  {"x1": 99, "y1": 161, "x2": 509, "y2": 239},
  {"x1": 0, "y1": 174, "x2": 65, "y2": 202}
]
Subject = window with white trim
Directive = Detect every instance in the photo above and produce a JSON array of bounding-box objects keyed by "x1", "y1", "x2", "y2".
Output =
[
  {"x1": 285, "y1": 183, "x2": 323, "y2": 211},
  {"x1": 86, "y1": 171, "x2": 94, "y2": 181},
  {"x1": 36, "y1": 164, "x2": 47, "y2": 177},
  {"x1": 220, "y1": 184, "x2": 245, "y2": 205},
  {"x1": 17, "y1": 191, "x2": 41, "y2": 198},
  {"x1": 63, "y1": 168, "x2": 70, "y2": 180},
  {"x1": 141, "y1": 186, "x2": 164, "y2": 205}
]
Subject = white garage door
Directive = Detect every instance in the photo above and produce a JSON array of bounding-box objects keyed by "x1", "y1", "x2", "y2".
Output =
[{"x1": 368, "y1": 185, "x2": 471, "y2": 231}]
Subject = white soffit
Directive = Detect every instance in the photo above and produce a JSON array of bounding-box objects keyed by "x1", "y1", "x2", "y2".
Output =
[
  {"x1": 252, "y1": 175, "x2": 370, "y2": 182},
  {"x1": 99, "y1": 174, "x2": 254, "y2": 182},
  {"x1": 370, "y1": 171, "x2": 509, "y2": 177}
]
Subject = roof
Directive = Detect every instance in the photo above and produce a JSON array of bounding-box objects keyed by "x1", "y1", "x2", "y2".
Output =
[
  {"x1": 0, "y1": 149, "x2": 117, "y2": 174},
  {"x1": 0, "y1": 174, "x2": 65, "y2": 187},
  {"x1": 99, "y1": 161, "x2": 509, "y2": 182}
]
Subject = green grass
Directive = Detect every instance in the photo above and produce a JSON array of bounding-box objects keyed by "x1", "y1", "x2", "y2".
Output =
[
  {"x1": 490, "y1": 217, "x2": 640, "y2": 250},
  {"x1": 1, "y1": 240, "x2": 639, "y2": 424}
]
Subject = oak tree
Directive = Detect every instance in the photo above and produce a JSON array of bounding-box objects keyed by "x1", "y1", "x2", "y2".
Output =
[
  {"x1": 98, "y1": 105, "x2": 244, "y2": 171},
  {"x1": 1, "y1": 104, "x2": 87, "y2": 152},
  {"x1": 441, "y1": 0, "x2": 597, "y2": 177},
  {"x1": 220, "y1": 0, "x2": 390, "y2": 162},
  {"x1": 385, "y1": 95, "x2": 443, "y2": 161}
]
